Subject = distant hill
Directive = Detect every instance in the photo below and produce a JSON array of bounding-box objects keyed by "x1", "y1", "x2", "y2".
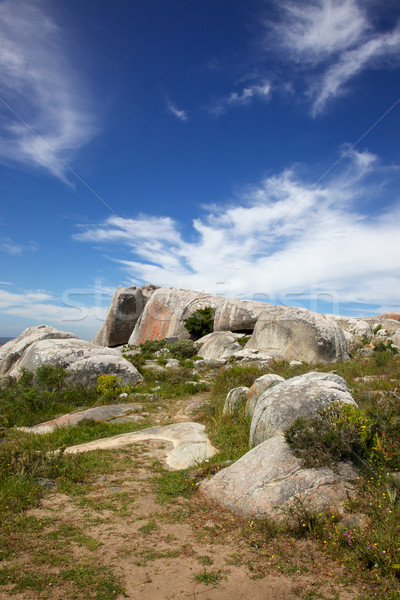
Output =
[{"x1": 0, "y1": 337, "x2": 13, "y2": 346}]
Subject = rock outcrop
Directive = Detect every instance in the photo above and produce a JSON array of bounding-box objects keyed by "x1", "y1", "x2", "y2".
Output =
[
  {"x1": 213, "y1": 298, "x2": 277, "y2": 333},
  {"x1": 128, "y1": 287, "x2": 226, "y2": 345},
  {"x1": 0, "y1": 326, "x2": 142, "y2": 387},
  {"x1": 246, "y1": 307, "x2": 349, "y2": 363},
  {"x1": 249, "y1": 372, "x2": 356, "y2": 448},
  {"x1": 0, "y1": 325, "x2": 78, "y2": 379},
  {"x1": 201, "y1": 433, "x2": 358, "y2": 520},
  {"x1": 92, "y1": 283, "x2": 158, "y2": 347}
]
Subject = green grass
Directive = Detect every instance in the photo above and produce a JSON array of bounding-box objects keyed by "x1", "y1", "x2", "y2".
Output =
[
  {"x1": 138, "y1": 520, "x2": 157, "y2": 534},
  {"x1": 153, "y1": 469, "x2": 197, "y2": 503},
  {"x1": 194, "y1": 569, "x2": 223, "y2": 585},
  {"x1": 135, "y1": 366, "x2": 209, "y2": 398}
]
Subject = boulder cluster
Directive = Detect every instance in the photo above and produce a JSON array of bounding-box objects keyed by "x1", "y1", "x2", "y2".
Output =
[
  {"x1": 202, "y1": 371, "x2": 358, "y2": 519},
  {"x1": 91, "y1": 284, "x2": 400, "y2": 363},
  {"x1": 1, "y1": 283, "x2": 399, "y2": 522}
]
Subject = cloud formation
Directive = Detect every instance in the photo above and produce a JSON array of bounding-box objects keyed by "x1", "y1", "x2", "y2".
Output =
[
  {"x1": 266, "y1": 0, "x2": 400, "y2": 114},
  {"x1": 75, "y1": 149, "x2": 400, "y2": 311},
  {"x1": 209, "y1": 81, "x2": 271, "y2": 116},
  {"x1": 0, "y1": 284, "x2": 108, "y2": 338},
  {"x1": 0, "y1": 237, "x2": 38, "y2": 255},
  {"x1": 0, "y1": 0, "x2": 96, "y2": 179},
  {"x1": 166, "y1": 100, "x2": 188, "y2": 121}
]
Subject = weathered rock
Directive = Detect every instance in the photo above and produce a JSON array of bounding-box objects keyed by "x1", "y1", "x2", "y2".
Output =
[
  {"x1": 64, "y1": 422, "x2": 217, "y2": 470},
  {"x1": 7, "y1": 338, "x2": 142, "y2": 386},
  {"x1": 232, "y1": 348, "x2": 274, "y2": 362},
  {"x1": 249, "y1": 372, "x2": 356, "y2": 448},
  {"x1": 245, "y1": 374, "x2": 285, "y2": 416},
  {"x1": 289, "y1": 360, "x2": 303, "y2": 366},
  {"x1": 246, "y1": 307, "x2": 349, "y2": 363},
  {"x1": 392, "y1": 330, "x2": 400, "y2": 348},
  {"x1": 0, "y1": 325, "x2": 78, "y2": 378},
  {"x1": 92, "y1": 283, "x2": 158, "y2": 347},
  {"x1": 223, "y1": 387, "x2": 249, "y2": 416},
  {"x1": 128, "y1": 287, "x2": 226, "y2": 345},
  {"x1": 196, "y1": 331, "x2": 242, "y2": 360},
  {"x1": 165, "y1": 358, "x2": 180, "y2": 368},
  {"x1": 365, "y1": 317, "x2": 400, "y2": 337},
  {"x1": 213, "y1": 299, "x2": 277, "y2": 333},
  {"x1": 201, "y1": 433, "x2": 357, "y2": 520},
  {"x1": 325, "y1": 315, "x2": 372, "y2": 342},
  {"x1": 19, "y1": 403, "x2": 144, "y2": 434}
]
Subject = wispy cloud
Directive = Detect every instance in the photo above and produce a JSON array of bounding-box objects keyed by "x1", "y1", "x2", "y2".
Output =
[
  {"x1": 75, "y1": 149, "x2": 400, "y2": 310},
  {"x1": 0, "y1": 237, "x2": 22, "y2": 255},
  {"x1": 0, "y1": 237, "x2": 38, "y2": 255},
  {"x1": 0, "y1": 285, "x2": 109, "y2": 338},
  {"x1": 0, "y1": 0, "x2": 97, "y2": 179},
  {"x1": 266, "y1": 0, "x2": 400, "y2": 114},
  {"x1": 166, "y1": 100, "x2": 188, "y2": 121},
  {"x1": 209, "y1": 80, "x2": 271, "y2": 116}
]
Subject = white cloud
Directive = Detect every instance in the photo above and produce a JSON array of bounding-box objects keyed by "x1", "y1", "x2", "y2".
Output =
[
  {"x1": 166, "y1": 100, "x2": 188, "y2": 121},
  {"x1": 0, "y1": 284, "x2": 109, "y2": 339},
  {"x1": 75, "y1": 150, "x2": 400, "y2": 311},
  {"x1": 0, "y1": 0, "x2": 96, "y2": 179},
  {"x1": 0, "y1": 236, "x2": 38, "y2": 255},
  {"x1": 210, "y1": 81, "x2": 271, "y2": 116},
  {"x1": 273, "y1": 0, "x2": 368, "y2": 62},
  {"x1": 266, "y1": 0, "x2": 400, "y2": 114},
  {"x1": 0, "y1": 237, "x2": 22, "y2": 255},
  {"x1": 312, "y1": 26, "x2": 400, "y2": 114}
]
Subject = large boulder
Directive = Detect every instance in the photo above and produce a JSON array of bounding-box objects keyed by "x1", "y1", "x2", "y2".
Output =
[
  {"x1": 128, "y1": 287, "x2": 226, "y2": 345},
  {"x1": 245, "y1": 374, "x2": 285, "y2": 416},
  {"x1": 249, "y1": 372, "x2": 356, "y2": 448},
  {"x1": 0, "y1": 325, "x2": 78, "y2": 379},
  {"x1": 6, "y1": 338, "x2": 143, "y2": 387},
  {"x1": 246, "y1": 306, "x2": 349, "y2": 363},
  {"x1": 201, "y1": 433, "x2": 358, "y2": 520},
  {"x1": 196, "y1": 331, "x2": 243, "y2": 360},
  {"x1": 213, "y1": 299, "x2": 278, "y2": 333},
  {"x1": 92, "y1": 283, "x2": 158, "y2": 347},
  {"x1": 223, "y1": 387, "x2": 249, "y2": 416}
]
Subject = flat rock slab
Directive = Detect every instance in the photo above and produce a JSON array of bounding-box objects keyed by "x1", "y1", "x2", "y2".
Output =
[
  {"x1": 18, "y1": 403, "x2": 143, "y2": 434},
  {"x1": 64, "y1": 422, "x2": 217, "y2": 470}
]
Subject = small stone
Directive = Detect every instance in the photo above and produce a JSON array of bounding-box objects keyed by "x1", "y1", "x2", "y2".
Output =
[
  {"x1": 37, "y1": 478, "x2": 57, "y2": 490},
  {"x1": 203, "y1": 520, "x2": 217, "y2": 529}
]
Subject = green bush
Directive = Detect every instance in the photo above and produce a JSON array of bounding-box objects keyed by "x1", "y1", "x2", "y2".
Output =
[
  {"x1": 139, "y1": 339, "x2": 167, "y2": 355},
  {"x1": 168, "y1": 339, "x2": 198, "y2": 360},
  {"x1": 35, "y1": 364, "x2": 68, "y2": 391},
  {"x1": 184, "y1": 307, "x2": 215, "y2": 340},
  {"x1": 284, "y1": 405, "x2": 370, "y2": 469}
]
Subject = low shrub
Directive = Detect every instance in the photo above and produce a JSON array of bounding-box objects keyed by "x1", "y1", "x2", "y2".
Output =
[
  {"x1": 139, "y1": 339, "x2": 167, "y2": 355},
  {"x1": 168, "y1": 339, "x2": 198, "y2": 360}
]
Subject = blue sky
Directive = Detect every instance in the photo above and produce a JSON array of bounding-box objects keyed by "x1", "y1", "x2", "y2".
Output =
[{"x1": 0, "y1": 0, "x2": 399, "y2": 340}]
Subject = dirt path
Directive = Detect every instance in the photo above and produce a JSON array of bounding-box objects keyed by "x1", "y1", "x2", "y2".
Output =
[{"x1": 8, "y1": 393, "x2": 363, "y2": 600}]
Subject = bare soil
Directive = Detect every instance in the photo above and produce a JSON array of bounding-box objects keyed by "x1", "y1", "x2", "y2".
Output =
[{"x1": 2, "y1": 393, "x2": 365, "y2": 600}]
